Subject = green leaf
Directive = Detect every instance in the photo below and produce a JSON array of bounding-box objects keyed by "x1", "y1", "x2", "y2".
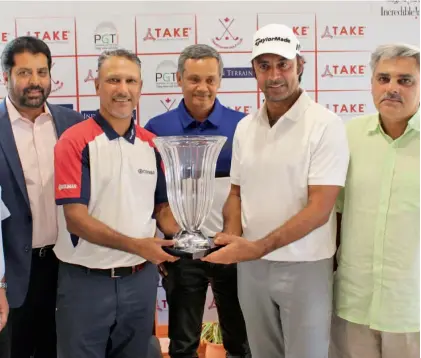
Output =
[{"x1": 200, "y1": 321, "x2": 222, "y2": 344}]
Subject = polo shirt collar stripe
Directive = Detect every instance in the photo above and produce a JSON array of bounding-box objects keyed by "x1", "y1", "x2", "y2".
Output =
[
  {"x1": 178, "y1": 98, "x2": 223, "y2": 128},
  {"x1": 93, "y1": 110, "x2": 136, "y2": 144}
]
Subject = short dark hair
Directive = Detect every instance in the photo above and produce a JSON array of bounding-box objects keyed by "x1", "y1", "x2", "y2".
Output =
[
  {"x1": 178, "y1": 44, "x2": 223, "y2": 78},
  {"x1": 97, "y1": 49, "x2": 142, "y2": 74},
  {"x1": 297, "y1": 54, "x2": 305, "y2": 83},
  {"x1": 1, "y1": 36, "x2": 52, "y2": 74}
]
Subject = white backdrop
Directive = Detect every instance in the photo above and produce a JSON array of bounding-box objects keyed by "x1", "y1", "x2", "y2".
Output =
[{"x1": 0, "y1": 0, "x2": 419, "y2": 326}]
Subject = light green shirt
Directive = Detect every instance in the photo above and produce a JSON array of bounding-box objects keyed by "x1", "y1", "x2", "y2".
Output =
[{"x1": 335, "y1": 109, "x2": 420, "y2": 333}]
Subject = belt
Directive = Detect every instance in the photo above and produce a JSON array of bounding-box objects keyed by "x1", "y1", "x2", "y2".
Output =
[
  {"x1": 81, "y1": 262, "x2": 148, "y2": 278},
  {"x1": 32, "y1": 245, "x2": 54, "y2": 258}
]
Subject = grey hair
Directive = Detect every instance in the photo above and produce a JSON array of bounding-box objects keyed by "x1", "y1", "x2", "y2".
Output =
[
  {"x1": 177, "y1": 44, "x2": 223, "y2": 78},
  {"x1": 370, "y1": 43, "x2": 420, "y2": 72},
  {"x1": 97, "y1": 48, "x2": 142, "y2": 74}
]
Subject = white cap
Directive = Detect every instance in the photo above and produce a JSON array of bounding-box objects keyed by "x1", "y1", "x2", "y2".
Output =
[{"x1": 251, "y1": 24, "x2": 301, "y2": 61}]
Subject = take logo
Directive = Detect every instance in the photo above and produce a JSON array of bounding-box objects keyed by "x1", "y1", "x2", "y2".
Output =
[
  {"x1": 227, "y1": 105, "x2": 252, "y2": 114},
  {"x1": 326, "y1": 103, "x2": 366, "y2": 114},
  {"x1": 321, "y1": 64, "x2": 366, "y2": 77},
  {"x1": 84, "y1": 69, "x2": 98, "y2": 83},
  {"x1": 143, "y1": 27, "x2": 191, "y2": 41},
  {"x1": 321, "y1": 25, "x2": 366, "y2": 39},
  {"x1": 26, "y1": 30, "x2": 71, "y2": 42},
  {"x1": 1, "y1": 32, "x2": 11, "y2": 43},
  {"x1": 292, "y1": 26, "x2": 310, "y2": 37},
  {"x1": 156, "y1": 299, "x2": 168, "y2": 311}
]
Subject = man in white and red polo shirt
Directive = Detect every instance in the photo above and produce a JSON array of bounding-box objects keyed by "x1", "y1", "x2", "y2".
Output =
[{"x1": 53, "y1": 49, "x2": 179, "y2": 358}]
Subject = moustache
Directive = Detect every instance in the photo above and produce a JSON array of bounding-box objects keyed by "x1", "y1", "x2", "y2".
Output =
[
  {"x1": 381, "y1": 92, "x2": 402, "y2": 102},
  {"x1": 23, "y1": 86, "x2": 44, "y2": 95},
  {"x1": 265, "y1": 80, "x2": 286, "y2": 87},
  {"x1": 112, "y1": 95, "x2": 131, "y2": 101}
]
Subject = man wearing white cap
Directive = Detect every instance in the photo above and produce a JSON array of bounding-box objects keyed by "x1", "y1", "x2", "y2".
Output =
[{"x1": 203, "y1": 24, "x2": 350, "y2": 358}]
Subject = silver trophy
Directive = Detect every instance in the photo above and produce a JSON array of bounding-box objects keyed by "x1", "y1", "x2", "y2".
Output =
[{"x1": 153, "y1": 135, "x2": 227, "y2": 259}]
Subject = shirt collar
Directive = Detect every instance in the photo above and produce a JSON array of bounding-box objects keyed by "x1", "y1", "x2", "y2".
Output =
[
  {"x1": 93, "y1": 110, "x2": 136, "y2": 144},
  {"x1": 178, "y1": 98, "x2": 223, "y2": 129},
  {"x1": 366, "y1": 115, "x2": 381, "y2": 134},
  {"x1": 259, "y1": 90, "x2": 313, "y2": 124},
  {"x1": 367, "y1": 107, "x2": 420, "y2": 135},
  {"x1": 6, "y1": 96, "x2": 51, "y2": 123},
  {"x1": 408, "y1": 107, "x2": 420, "y2": 132}
]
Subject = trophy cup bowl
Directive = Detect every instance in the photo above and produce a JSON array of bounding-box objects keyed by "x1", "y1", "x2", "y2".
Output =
[{"x1": 153, "y1": 135, "x2": 227, "y2": 259}]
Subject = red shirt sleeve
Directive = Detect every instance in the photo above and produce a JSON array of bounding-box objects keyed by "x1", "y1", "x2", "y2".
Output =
[{"x1": 55, "y1": 135, "x2": 91, "y2": 206}]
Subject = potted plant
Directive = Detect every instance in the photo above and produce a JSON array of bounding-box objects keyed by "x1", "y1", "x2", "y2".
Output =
[{"x1": 200, "y1": 321, "x2": 226, "y2": 358}]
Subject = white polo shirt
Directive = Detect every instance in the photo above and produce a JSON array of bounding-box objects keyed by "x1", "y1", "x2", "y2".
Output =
[
  {"x1": 231, "y1": 91, "x2": 349, "y2": 262},
  {"x1": 54, "y1": 111, "x2": 167, "y2": 269}
]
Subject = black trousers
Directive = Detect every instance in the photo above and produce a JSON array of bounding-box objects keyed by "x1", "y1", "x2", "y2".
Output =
[
  {"x1": 0, "y1": 246, "x2": 58, "y2": 358},
  {"x1": 162, "y1": 259, "x2": 250, "y2": 358}
]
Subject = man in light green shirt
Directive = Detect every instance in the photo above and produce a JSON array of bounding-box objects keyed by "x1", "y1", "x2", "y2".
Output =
[{"x1": 330, "y1": 43, "x2": 420, "y2": 358}]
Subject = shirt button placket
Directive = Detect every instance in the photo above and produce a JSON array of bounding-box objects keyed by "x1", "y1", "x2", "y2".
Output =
[{"x1": 370, "y1": 143, "x2": 396, "y2": 325}]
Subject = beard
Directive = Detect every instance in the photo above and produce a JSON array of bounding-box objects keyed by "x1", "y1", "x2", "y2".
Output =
[
  {"x1": 15, "y1": 84, "x2": 51, "y2": 108},
  {"x1": 262, "y1": 79, "x2": 290, "y2": 102},
  {"x1": 263, "y1": 88, "x2": 291, "y2": 102},
  {"x1": 264, "y1": 92, "x2": 291, "y2": 102}
]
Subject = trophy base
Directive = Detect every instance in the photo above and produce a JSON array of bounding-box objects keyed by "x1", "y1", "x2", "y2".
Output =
[
  {"x1": 164, "y1": 230, "x2": 222, "y2": 260},
  {"x1": 163, "y1": 246, "x2": 221, "y2": 260}
]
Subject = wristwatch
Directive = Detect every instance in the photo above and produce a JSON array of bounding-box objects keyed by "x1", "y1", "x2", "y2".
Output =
[{"x1": 0, "y1": 282, "x2": 7, "y2": 290}]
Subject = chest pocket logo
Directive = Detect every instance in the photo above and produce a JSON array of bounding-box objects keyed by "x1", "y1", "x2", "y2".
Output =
[{"x1": 138, "y1": 169, "x2": 155, "y2": 175}]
